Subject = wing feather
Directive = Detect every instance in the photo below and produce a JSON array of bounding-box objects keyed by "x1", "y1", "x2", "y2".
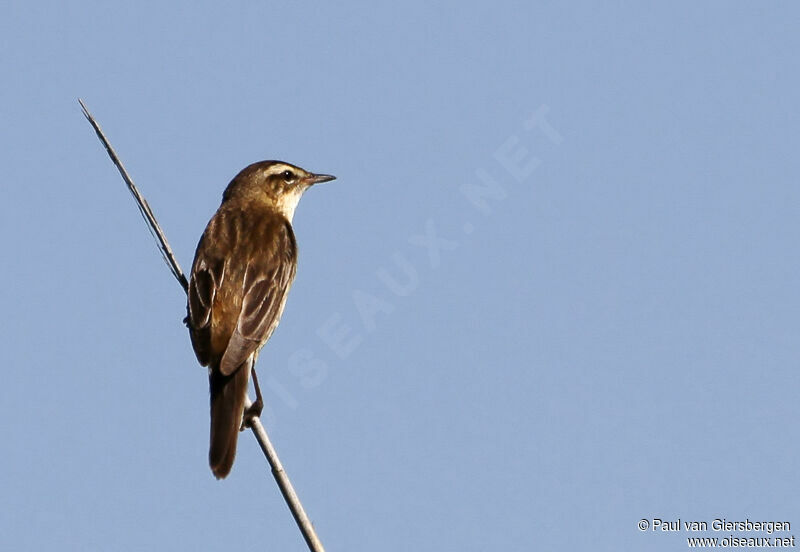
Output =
[
  {"x1": 188, "y1": 206, "x2": 297, "y2": 375},
  {"x1": 219, "y1": 245, "x2": 295, "y2": 375},
  {"x1": 188, "y1": 258, "x2": 225, "y2": 366}
]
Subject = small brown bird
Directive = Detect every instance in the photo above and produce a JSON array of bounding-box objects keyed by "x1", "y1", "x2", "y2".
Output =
[{"x1": 186, "y1": 161, "x2": 335, "y2": 479}]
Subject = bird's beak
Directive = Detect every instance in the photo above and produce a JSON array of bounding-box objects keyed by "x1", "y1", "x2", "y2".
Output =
[{"x1": 307, "y1": 173, "x2": 336, "y2": 185}]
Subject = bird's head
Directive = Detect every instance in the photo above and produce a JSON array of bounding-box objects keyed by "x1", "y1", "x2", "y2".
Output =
[{"x1": 222, "y1": 160, "x2": 335, "y2": 221}]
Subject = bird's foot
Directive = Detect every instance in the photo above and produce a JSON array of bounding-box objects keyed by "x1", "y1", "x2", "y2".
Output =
[
  {"x1": 241, "y1": 365, "x2": 264, "y2": 430},
  {"x1": 241, "y1": 398, "x2": 263, "y2": 430}
]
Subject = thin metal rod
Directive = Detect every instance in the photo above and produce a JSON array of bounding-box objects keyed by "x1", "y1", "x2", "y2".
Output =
[{"x1": 79, "y1": 99, "x2": 325, "y2": 552}]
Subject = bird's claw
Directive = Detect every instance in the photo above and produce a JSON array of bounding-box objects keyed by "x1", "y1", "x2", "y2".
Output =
[{"x1": 241, "y1": 398, "x2": 263, "y2": 430}]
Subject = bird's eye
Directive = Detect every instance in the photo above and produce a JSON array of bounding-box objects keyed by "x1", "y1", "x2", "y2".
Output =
[{"x1": 282, "y1": 170, "x2": 295, "y2": 182}]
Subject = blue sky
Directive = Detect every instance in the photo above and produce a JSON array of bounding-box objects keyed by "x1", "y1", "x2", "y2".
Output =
[{"x1": 2, "y1": 2, "x2": 799, "y2": 550}]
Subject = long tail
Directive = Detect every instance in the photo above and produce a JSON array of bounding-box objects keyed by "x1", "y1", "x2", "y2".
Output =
[{"x1": 208, "y1": 358, "x2": 251, "y2": 479}]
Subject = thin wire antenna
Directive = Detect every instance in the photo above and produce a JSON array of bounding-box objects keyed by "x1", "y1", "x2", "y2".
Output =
[
  {"x1": 78, "y1": 98, "x2": 189, "y2": 293},
  {"x1": 79, "y1": 99, "x2": 326, "y2": 552}
]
